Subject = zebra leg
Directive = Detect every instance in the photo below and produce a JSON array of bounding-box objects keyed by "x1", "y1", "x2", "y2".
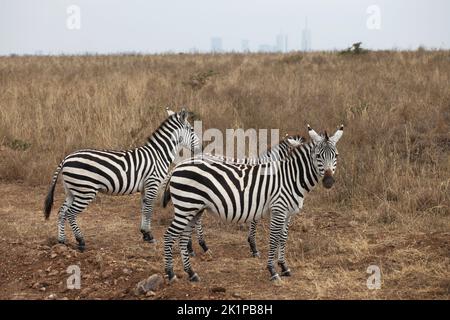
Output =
[
  {"x1": 57, "y1": 197, "x2": 72, "y2": 244},
  {"x1": 179, "y1": 219, "x2": 201, "y2": 282},
  {"x1": 140, "y1": 183, "x2": 158, "y2": 243},
  {"x1": 195, "y1": 212, "x2": 209, "y2": 253},
  {"x1": 247, "y1": 220, "x2": 260, "y2": 257},
  {"x1": 277, "y1": 216, "x2": 292, "y2": 277},
  {"x1": 187, "y1": 238, "x2": 195, "y2": 257},
  {"x1": 267, "y1": 212, "x2": 284, "y2": 281},
  {"x1": 66, "y1": 193, "x2": 96, "y2": 252},
  {"x1": 163, "y1": 227, "x2": 178, "y2": 282}
]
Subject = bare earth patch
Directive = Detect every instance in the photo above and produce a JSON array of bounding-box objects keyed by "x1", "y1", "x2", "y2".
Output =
[{"x1": 0, "y1": 182, "x2": 448, "y2": 300}]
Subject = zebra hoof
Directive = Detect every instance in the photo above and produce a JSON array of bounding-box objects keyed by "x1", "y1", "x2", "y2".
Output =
[
  {"x1": 251, "y1": 251, "x2": 261, "y2": 258},
  {"x1": 280, "y1": 269, "x2": 292, "y2": 277},
  {"x1": 189, "y1": 251, "x2": 196, "y2": 257},
  {"x1": 58, "y1": 240, "x2": 66, "y2": 245},
  {"x1": 143, "y1": 233, "x2": 156, "y2": 243},
  {"x1": 270, "y1": 274, "x2": 282, "y2": 282},
  {"x1": 189, "y1": 273, "x2": 200, "y2": 282},
  {"x1": 78, "y1": 245, "x2": 85, "y2": 252},
  {"x1": 168, "y1": 275, "x2": 178, "y2": 284}
]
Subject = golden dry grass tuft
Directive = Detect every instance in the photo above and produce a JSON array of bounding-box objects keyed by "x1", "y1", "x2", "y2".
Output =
[{"x1": 0, "y1": 51, "x2": 449, "y2": 299}]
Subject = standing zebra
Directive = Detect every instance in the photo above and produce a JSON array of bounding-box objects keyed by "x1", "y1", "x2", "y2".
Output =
[
  {"x1": 162, "y1": 124, "x2": 343, "y2": 282},
  {"x1": 44, "y1": 108, "x2": 201, "y2": 251},
  {"x1": 185, "y1": 134, "x2": 305, "y2": 257}
]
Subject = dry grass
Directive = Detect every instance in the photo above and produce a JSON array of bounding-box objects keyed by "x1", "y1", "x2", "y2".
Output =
[{"x1": 0, "y1": 51, "x2": 449, "y2": 299}]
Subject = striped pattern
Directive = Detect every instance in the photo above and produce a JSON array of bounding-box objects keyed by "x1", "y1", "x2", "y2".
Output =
[
  {"x1": 44, "y1": 109, "x2": 201, "y2": 250},
  {"x1": 162, "y1": 125, "x2": 343, "y2": 281},
  {"x1": 186, "y1": 135, "x2": 305, "y2": 257}
]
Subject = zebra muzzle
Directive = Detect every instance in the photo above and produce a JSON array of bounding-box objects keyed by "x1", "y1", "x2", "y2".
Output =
[{"x1": 322, "y1": 171, "x2": 335, "y2": 189}]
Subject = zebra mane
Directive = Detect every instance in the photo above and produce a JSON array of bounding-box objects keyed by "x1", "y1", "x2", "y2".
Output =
[
  {"x1": 196, "y1": 135, "x2": 305, "y2": 165},
  {"x1": 145, "y1": 113, "x2": 181, "y2": 143}
]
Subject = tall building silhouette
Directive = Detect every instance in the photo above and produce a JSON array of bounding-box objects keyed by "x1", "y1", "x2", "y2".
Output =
[
  {"x1": 276, "y1": 33, "x2": 288, "y2": 52},
  {"x1": 301, "y1": 18, "x2": 312, "y2": 51},
  {"x1": 241, "y1": 39, "x2": 250, "y2": 52},
  {"x1": 211, "y1": 37, "x2": 223, "y2": 53}
]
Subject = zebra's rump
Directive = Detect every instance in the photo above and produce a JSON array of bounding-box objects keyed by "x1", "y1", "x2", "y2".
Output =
[{"x1": 61, "y1": 149, "x2": 148, "y2": 195}]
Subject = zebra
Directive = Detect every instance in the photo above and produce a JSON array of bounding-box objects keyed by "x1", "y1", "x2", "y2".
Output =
[
  {"x1": 184, "y1": 134, "x2": 305, "y2": 258},
  {"x1": 43, "y1": 107, "x2": 201, "y2": 251},
  {"x1": 161, "y1": 124, "x2": 343, "y2": 282}
]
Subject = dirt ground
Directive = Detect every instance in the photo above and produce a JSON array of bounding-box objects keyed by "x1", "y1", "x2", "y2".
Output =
[{"x1": 0, "y1": 182, "x2": 448, "y2": 300}]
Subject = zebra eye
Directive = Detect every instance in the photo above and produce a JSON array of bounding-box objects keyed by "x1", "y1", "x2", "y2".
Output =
[{"x1": 179, "y1": 136, "x2": 183, "y2": 143}]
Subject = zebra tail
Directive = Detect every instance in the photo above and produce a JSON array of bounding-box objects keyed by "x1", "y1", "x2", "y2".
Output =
[
  {"x1": 159, "y1": 170, "x2": 173, "y2": 208},
  {"x1": 44, "y1": 161, "x2": 63, "y2": 220}
]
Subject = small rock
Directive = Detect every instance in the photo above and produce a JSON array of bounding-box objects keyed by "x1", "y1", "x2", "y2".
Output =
[
  {"x1": 135, "y1": 274, "x2": 164, "y2": 295},
  {"x1": 232, "y1": 292, "x2": 241, "y2": 298},
  {"x1": 39, "y1": 287, "x2": 46, "y2": 292},
  {"x1": 50, "y1": 253, "x2": 58, "y2": 259},
  {"x1": 145, "y1": 291, "x2": 156, "y2": 297},
  {"x1": 122, "y1": 268, "x2": 132, "y2": 275},
  {"x1": 48, "y1": 270, "x2": 59, "y2": 276},
  {"x1": 60, "y1": 297, "x2": 69, "y2": 300},
  {"x1": 48, "y1": 294, "x2": 57, "y2": 300},
  {"x1": 52, "y1": 244, "x2": 68, "y2": 254},
  {"x1": 211, "y1": 286, "x2": 226, "y2": 293},
  {"x1": 101, "y1": 270, "x2": 113, "y2": 279}
]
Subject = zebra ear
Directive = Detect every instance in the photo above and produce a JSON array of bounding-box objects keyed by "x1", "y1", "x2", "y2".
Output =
[
  {"x1": 166, "y1": 107, "x2": 175, "y2": 116},
  {"x1": 179, "y1": 108, "x2": 189, "y2": 123},
  {"x1": 329, "y1": 124, "x2": 344, "y2": 145},
  {"x1": 307, "y1": 124, "x2": 323, "y2": 143},
  {"x1": 287, "y1": 137, "x2": 303, "y2": 148}
]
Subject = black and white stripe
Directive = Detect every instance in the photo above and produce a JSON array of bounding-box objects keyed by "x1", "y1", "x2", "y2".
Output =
[
  {"x1": 162, "y1": 125, "x2": 343, "y2": 281},
  {"x1": 185, "y1": 134, "x2": 305, "y2": 257},
  {"x1": 44, "y1": 108, "x2": 201, "y2": 251}
]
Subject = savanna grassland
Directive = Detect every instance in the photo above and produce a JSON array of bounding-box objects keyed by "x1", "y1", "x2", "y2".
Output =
[{"x1": 0, "y1": 51, "x2": 449, "y2": 299}]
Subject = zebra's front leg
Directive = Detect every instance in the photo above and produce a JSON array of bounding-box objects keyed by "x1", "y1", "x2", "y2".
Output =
[
  {"x1": 140, "y1": 184, "x2": 158, "y2": 243},
  {"x1": 277, "y1": 216, "x2": 292, "y2": 277},
  {"x1": 267, "y1": 212, "x2": 284, "y2": 281},
  {"x1": 247, "y1": 220, "x2": 260, "y2": 257}
]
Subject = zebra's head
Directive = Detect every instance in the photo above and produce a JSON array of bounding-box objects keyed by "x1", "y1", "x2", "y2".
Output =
[
  {"x1": 166, "y1": 107, "x2": 202, "y2": 155},
  {"x1": 307, "y1": 124, "x2": 344, "y2": 189}
]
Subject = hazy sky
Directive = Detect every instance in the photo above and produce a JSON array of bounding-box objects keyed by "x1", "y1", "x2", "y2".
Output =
[{"x1": 1, "y1": 0, "x2": 449, "y2": 55}]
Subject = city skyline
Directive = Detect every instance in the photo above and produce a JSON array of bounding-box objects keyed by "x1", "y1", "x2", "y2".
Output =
[{"x1": 1, "y1": 0, "x2": 449, "y2": 55}]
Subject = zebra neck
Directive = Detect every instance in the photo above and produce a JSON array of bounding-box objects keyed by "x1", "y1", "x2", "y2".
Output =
[
  {"x1": 144, "y1": 125, "x2": 180, "y2": 166},
  {"x1": 292, "y1": 142, "x2": 320, "y2": 193}
]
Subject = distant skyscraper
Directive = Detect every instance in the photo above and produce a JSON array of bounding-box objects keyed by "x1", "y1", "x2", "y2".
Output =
[
  {"x1": 211, "y1": 37, "x2": 223, "y2": 53},
  {"x1": 276, "y1": 33, "x2": 288, "y2": 52},
  {"x1": 301, "y1": 18, "x2": 312, "y2": 51},
  {"x1": 258, "y1": 44, "x2": 275, "y2": 53},
  {"x1": 241, "y1": 39, "x2": 250, "y2": 52}
]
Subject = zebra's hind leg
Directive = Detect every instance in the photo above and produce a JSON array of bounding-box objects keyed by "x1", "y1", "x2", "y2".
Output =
[
  {"x1": 267, "y1": 212, "x2": 284, "y2": 281},
  {"x1": 247, "y1": 220, "x2": 260, "y2": 258},
  {"x1": 277, "y1": 216, "x2": 292, "y2": 277},
  {"x1": 57, "y1": 196, "x2": 73, "y2": 244},
  {"x1": 195, "y1": 212, "x2": 209, "y2": 253},
  {"x1": 187, "y1": 238, "x2": 195, "y2": 257},
  {"x1": 66, "y1": 192, "x2": 97, "y2": 252}
]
